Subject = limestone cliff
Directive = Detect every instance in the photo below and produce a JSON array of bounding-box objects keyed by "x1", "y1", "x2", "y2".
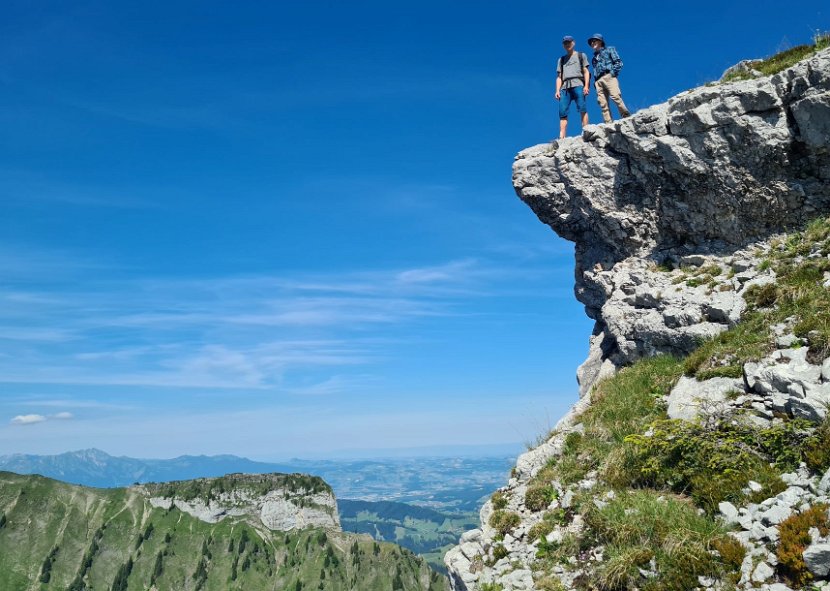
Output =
[
  {"x1": 140, "y1": 472, "x2": 341, "y2": 532},
  {"x1": 446, "y1": 47, "x2": 830, "y2": 591},
  {"x1": 515, "y1": 47, "x2": 829, "y2": 397}
]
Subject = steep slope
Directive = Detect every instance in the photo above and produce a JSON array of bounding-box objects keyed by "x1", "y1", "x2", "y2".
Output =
[
  {"x1": 0, "y1": 471, "x2": 448, "y2": 591},
  {"x1": 446, "y1": 44, "x2": 830, "y2": 591}
]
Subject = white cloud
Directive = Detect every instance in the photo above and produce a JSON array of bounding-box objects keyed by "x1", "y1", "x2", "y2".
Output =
[
  {"x1": 9, "y1": 411, "x2": 74, "y2": 425},
  {"x1": 11, "y1": 414, "x2": 47, "y2": 425},
  {"x1": 0, "y1": 253, "x2": 563, "y2": 390}
]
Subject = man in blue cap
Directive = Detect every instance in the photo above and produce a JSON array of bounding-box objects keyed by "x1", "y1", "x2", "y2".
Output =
[
  {"x1": 588, "y1": 33, "x2": 630, "y2": 123},
  {"x1": 555, "y1": 35, "x2": 590, "y2": 139}
]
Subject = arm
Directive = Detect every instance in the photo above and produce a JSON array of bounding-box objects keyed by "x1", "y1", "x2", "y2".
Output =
[
  {"x1": 609, "y1": 47, "x2": 623, "y2": 77},
  {"x1": 555, "y1": 58, "x2": 562, "y2": 99},
  {"x1": 583, "y1": 61, "x2": 590, "y2": 96}
]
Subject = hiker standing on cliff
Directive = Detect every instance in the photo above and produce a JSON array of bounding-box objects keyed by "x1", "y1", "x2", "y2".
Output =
[
  {"x1": 588, "y1": 33, "x2": 631, "y2": 123},
  {"x1": 555, "y1": 35, "x2": 590, "y2": 139}
]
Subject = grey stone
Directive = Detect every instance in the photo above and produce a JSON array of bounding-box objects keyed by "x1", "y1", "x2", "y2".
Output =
[
  {"x1": 460, "y1": 529, "x2": 482, "y2": 543},
  {"x1": 792, "y1": 92, "x2": 830, "y2": 149},
  {"x1": 752, "y1": 561, "x2": 775, "y2": 583},
  {"x1": 719, "y1": 501, "x2": 740, "y2": 525},
  {"x1": 759, "y1": 504, "x2": 792, "y2": 526},
  {"x1": 666, "y1": 376, "x2": 744, "y2": 420},
  {"x1": 819, "y1": 469, "x2": 830, "y2": 495},
  {"x1": 804, "y1": 543, "x2": 830, "y2": 577},
  {"x1": 748, "y1": 480, "x2": 764, "y2": 493}
]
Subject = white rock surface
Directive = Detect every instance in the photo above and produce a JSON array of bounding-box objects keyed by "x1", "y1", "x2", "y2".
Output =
[{"x1": 143, "y1": 475, "x2": 340, "y2": 532}]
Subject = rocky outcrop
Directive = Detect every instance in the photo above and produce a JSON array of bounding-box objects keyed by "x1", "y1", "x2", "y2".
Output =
[
  {"x1": 514, "y1": 47, "x2": 830, "y2": 396},
  {"x1": 447, "y1": 48, "x2": 830, "y2": 591},
  {"x1": 140, "y1": 472, "x2": 341, "y2": 532}
]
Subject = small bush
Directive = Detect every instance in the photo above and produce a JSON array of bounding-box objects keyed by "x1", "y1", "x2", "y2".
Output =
[
  {"x1": 712, "y1": 536, "x2": 746, "y2": 572},
  {"x1": 491, "y1": 491, "x2": 508, "y2": 510},
  {"x1": 528, "y1": 520, "x2": 555, "y2": 543},
  {"x1": 777, "y1": 504, "x2": 830, "y2": 587},
  {"x1": 529, "y1": 508, "x2": 570, "y2": 543},
  {"x1": 491, "y1": 544, "x2": 508, "y2": 561},
  {"x1": 683, "y1": 313, "x2": 772, "y2": 379},
  {"x1": 744, "y1": 282, "x2": 778, "y2": 308},
  {"x1": 584, "y1": 490, "x2": 731, "y2": 591},
  {"x1": 804, "y1": 421, "x2": 830, "y2": 472},
  {"x1": 624, "y1": 417, "x2": 806, "y2": 511},
  {"x1": 489, "y1": 511, "x2": 521, "y2": 536},
  {"x1": 525, "y1": 485, "x2": 557, "y2": 512},
  {"x1": 535, "y1": 577, "x2": 565, "y2": 591}
]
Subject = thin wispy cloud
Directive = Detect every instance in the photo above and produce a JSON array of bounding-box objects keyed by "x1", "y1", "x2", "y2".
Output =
[
  {"x1": 0, "y1": 248, "x2": 560, "y2": 390},
  {"x1": 11, "y1": 414, "x2": 47, "y2": 426},
  {"x1": 9, "y1": 412, "x2": 73, "y2": 426}
]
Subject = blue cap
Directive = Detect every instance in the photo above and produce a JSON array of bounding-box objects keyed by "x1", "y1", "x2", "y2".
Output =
[
  {"x1": 588, "y1": 33, "x2": 605, "y2": 45},
  {"x1": 562, "y1": 35, "x2": 575, "y2": 43}
]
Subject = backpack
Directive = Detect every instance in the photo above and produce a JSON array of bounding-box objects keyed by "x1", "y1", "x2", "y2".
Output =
[{"x1": 559, "y1": 52, "x2": 589, "y2": 83}]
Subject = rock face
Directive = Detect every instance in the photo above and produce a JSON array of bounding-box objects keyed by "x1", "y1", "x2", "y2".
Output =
[
  {"x1": 446, "y1": 48, "x2": 830, "y2": 591},
  {"x1": 514, "y1": 47, "x2": 830, "y2": 395},
  {"x1": 141, "y1": 472, "x2": 341, "y2": 532}
]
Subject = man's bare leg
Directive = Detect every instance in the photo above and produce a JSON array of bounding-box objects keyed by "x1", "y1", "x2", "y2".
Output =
[
  {"x1": 559, "y1": 118, "x2": 568, "y2": 139},
  {"x1": 581, "y1": 112, "x2": 589, "y2": 129}
]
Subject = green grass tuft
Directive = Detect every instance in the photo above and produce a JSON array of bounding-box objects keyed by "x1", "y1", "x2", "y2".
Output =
[
  {"x1": 721, "y1": 32, "x2": 829, "y2": 82},
  {"x1": 584, "y1": 490, "x2": 732, "y2": 591}
]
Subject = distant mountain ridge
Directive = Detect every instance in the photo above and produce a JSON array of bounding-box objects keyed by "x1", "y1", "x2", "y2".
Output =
[
  {"x1": 0, "y1": 448, "x2": 295, "y2": 488},
  {"x1": 0, "y1": 449, "x2": 514, "y2": 512}
]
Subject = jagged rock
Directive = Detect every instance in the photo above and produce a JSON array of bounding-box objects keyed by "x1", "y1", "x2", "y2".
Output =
[
  {"x1": 804, "y1": 543, "x2": 830, "y2": 577},
  {"x1": 666, "y1": 376, "x2": 744, "y2": 420},
  {"x1": 461, "y1": 529, "x2": 483, "y2": 543},
  {"x1": 720, "y1": 59, "x2": 763, "y2": 81},
  {"x1": 513, "y1": 48, "x2": 830, "y2": 395}
]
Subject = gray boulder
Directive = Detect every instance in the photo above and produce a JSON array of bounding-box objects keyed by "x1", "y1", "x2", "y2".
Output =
[
  {"x1": 804, "y1": 543, "x2": 830, "y2": 577},
  {"x1": 666, "y1": 376, "x2": 744, "y2": 421}
]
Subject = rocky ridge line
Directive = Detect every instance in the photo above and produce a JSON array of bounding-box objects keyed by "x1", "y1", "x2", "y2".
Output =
[{"x1": 139, "y1": 472, "x2": 341, "y2": 532}]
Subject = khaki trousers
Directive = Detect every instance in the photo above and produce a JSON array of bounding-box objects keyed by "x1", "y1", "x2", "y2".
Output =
[{"x1": 595, "y1": 75, "x2": 630, "y2": 123}]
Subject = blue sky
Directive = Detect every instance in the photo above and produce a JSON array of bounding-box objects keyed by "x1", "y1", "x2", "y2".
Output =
[{"x1": 1, "y1": 0, "x2": 827, "y2": 459}]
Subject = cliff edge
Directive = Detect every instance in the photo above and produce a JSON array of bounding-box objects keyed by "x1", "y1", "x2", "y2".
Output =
[
  {"x1": 446, "y1": 46, "x2": 830, "y2": 591},
  {"x1": 517, "y1": 47, "x2": 830, "y2": 397}
]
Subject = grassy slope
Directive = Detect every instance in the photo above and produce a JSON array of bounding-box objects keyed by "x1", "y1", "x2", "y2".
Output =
[
  {"x1": 0, "y1": 472, "x2": 448, "y2": 591},
  {"x1": 520, "y1": 217, "x2": 830, "y2": 591}
]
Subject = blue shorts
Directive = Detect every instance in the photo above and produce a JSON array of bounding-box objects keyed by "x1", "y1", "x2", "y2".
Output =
[{"x1": 559, "y1": 86, "x2": 587, "y2": 119}]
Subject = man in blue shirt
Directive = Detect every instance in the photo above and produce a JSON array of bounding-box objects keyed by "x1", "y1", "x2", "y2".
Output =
[{"x1": 588, "y1": 33, "x2": 631, "y2": 123}]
